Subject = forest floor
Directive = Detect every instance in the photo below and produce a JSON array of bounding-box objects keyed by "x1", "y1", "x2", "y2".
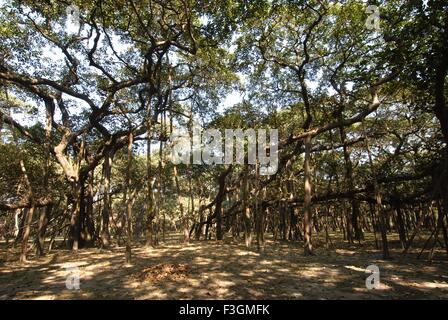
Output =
[{"x1": 1, "y1": 232, "x2": 448, "y2": 299}]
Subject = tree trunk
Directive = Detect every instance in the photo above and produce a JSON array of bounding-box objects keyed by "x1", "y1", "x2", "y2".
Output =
[
  {"x1": 15, "y1": 208, "x2": 26, "y2": 244},
  {"x1": 35, "y1": 101, "x2": 53, "y2": 256},
  {"x1": 100, "y1": 150, "x2": 113, "y2": 247},
  {"x1": 16, "y1": 147, "x2": 34, "y2": 262},
  {"x1": 20, "y1": 204, "x2": 35, "y2": 263},
  {"x1": 362, "y1": 121, "x2": 390, "y2": 259},
  {"x1": 125, "y1": 132, "x2": 134, "y2": 264},
  {"x1": 173, "y1": 165, "x2": 188, "y2": 243},
  {"x1": 242, "y1": 166, "x2": 252, "y2": 247},
  {"x1": 303, "y1": 136, "x2": 314, "y2": 256},
  {"x1": 68, "y1": 181, "x2": 82, "y2": 251},
  {"x1": 145, "y1": 112, "x2": 156, "y2": 247},
  {"x1": 395, "y1": 205, "x2": 407, "y2": 249},
  {"x1": 36, "y1": 205, "x2": 52, "y2": 256},
  {"x1": 339, "y1": 126, "x2": 363, "y2": 242},
  {"x1": 80, "y1": 172, "x2": 95, "y2": 247}
]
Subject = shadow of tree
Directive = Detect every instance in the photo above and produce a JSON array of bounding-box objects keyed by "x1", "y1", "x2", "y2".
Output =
[{"x1": 1, "y1": 233, "x2": 447, "y2": 299}]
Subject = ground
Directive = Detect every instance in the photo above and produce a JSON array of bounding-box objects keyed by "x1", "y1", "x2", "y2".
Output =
[{"x1": 1, "y1": 233, "x2": 447, "y2": 299}]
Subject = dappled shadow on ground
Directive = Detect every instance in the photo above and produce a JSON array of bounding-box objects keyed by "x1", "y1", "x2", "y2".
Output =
[{"x1": 1, "y1": 233, "x2": 447, "y2": 299}]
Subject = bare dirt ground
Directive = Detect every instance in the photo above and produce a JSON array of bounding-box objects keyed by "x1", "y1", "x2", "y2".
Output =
[{"x1": 1, "y1": 233, "x2": 447, "y2": 300}]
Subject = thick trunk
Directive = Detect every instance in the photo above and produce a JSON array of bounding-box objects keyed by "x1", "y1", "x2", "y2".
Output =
[
  {"x1": 100, "y1": 150, "x2": 113, "y2": 247},
  {"x1": 376, "y1": 191, "x2": 390, "y2": 259},
  {"x1": 395, "y1": 205, "x2": 407, "y2": 249},
  {"x1": 36, "y1": 205, "x2": 52, "y2": 256},
  {"x1": 242, "y1": 166, "x2": 252, "y2": 247},
  {"x1": 68, "y1": 181, "x2": 82, "y2": 251},
  {"x1": 303, "y1": 136, "x2": 314, "y2": 256},
  {"x1": 80, "y1": 173, "x2": 95, "y2": 247},
  {"x1": 125, "y1": 132, "x2": 134, "y2": 264},
  {"x1": 214, "y1": 168, "x2": 230, "y2": 241},
  {"x1": 20, "y1": 204, "x2": 35, "y2": 263},
  {"x1": 351, "y1": 201, "x2": 363, "y2": 241}
]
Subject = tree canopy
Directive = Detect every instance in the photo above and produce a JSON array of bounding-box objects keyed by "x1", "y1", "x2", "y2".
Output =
[{"x1": 0, "y1": 0, "x2": 447, "y2": 300}]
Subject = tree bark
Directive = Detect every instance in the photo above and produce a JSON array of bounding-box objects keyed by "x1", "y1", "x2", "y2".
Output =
[
  {"x1": 36, "y1": 205, "x2": 52, "y2": 256},
  {"x1": 242, "y1": 166, "x2": 252, "y2": 247},
  {"x1": 362, "y1": 121, "x2": 390, "y2": 259},
  {"x1": 303, "y1": 136, "x2": 314, "y2": 256},
  {"x1": 125, "y1": 132, "x2": 134, "y2": 264},
  {"x1": 68, "y1": 181, "x2": 82, "y2": 251},
  {"x1": 100, "y1": 150, "x2": 113, "y2": 247}
]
